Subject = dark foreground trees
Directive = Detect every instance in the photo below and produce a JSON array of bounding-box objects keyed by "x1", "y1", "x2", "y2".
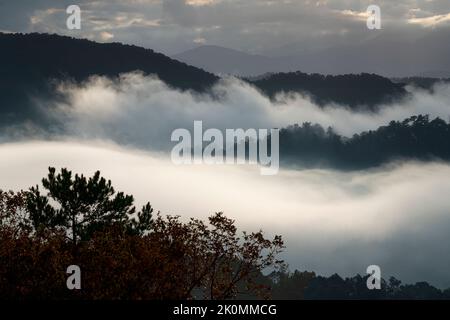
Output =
[
  {"x1": 26, "y1": 167, "x2": 153, "y2": 244},
  {"x1": 2, "y1": 168, "x2": 449, "y2": 300},
  {"x1": 0, "y1": 168, "x2": 284, "y2": 300}
]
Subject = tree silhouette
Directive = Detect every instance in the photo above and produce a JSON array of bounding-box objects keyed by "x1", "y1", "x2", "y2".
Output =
[
  {"x1": 269, "y1": 270, "x2": 450, "y2": 300},
  {"x1": 2, "y1": 186, "x2": 450, "y2": 299},
  {"x1": 26, "y1": 167, "x2": 153, "y2": 244},
  {"x1": 1, "y1": 186, "x2": 284, "y2": 299}
]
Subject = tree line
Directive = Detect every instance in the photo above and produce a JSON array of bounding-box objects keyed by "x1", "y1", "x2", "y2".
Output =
[
  {"x1": 278, "y1": 115, "x2": 450, "y2": 169},
  {"x1": 248, "y1": 71, "x2": 407, "y2": 111},
  {"x1": 269, "y1": 270, "x2": 450, "y2": 300}
]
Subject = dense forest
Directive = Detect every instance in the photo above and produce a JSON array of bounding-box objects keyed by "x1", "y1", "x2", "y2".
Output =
[
  {"x1": 247, "y1": 71, "x2": 407, "y2": 110},
  {"x1": 1, "y1": 168, "x2": 447, "y2": 300},
  {"x1": 270, "y1": 270, "x2": 450, "y2": 300},
  {"x1": 278, "y1": 115, "x2": 450, "y2": 169}
]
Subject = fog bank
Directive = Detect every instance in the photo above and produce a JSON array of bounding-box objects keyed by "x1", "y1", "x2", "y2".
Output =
[
  {"x1": 1, "y1": 140, "x2": 450, "y2": 287},
  {"x1": 15, "y1": 74, "x2": 449, "y2": 150}
]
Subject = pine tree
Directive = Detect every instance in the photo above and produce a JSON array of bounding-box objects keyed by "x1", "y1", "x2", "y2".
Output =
[{"x1": 26, "y1": 167, "x2": 153, "y2": 244}]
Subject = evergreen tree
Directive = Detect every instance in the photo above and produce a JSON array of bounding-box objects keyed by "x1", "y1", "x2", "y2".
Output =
[{"x1": 26, "y1": 167, "x2": 153, "y2": 243}]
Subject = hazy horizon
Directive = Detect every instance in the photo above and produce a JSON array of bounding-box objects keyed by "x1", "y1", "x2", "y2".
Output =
[{"x1": 1, "y1": 1, "x2": 450, "y2": 76}]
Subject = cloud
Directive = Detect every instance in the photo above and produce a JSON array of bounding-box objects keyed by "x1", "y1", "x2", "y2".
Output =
[
  {"x1": 193, "y1": 36, "x2": 206, "y2": 44},
  {"x1": 2, "y1": 0, "x2": 450, "y2": 56},
  {"x1": 337, "y1": 9, "x2": 370, "y2": 21},
  {"x1": 30, "y1": 73, "x2": 450, "y2": 150},
  {"x1": 90, "y1": 14, "x2": 161, "y2": 31},
  {"x1": 185, "y1": 0, "x2": 217, "y2": 7},
  {"x1": 408, "y1": 12, "x2": 450, "y2": 27},
  {"x1": 1, "y1": 140, "x2": 450, "y2": 287},
  {"x1": 99, "y1": 31, "x2": 114, "y2": 41}
]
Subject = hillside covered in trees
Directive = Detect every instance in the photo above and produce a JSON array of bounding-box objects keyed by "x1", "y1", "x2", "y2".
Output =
[
  {"x1": 278, "y1": 115, "x2": 450, "y2": 169},
  {"x1": 247, "y1": 72, "x2": 407, "y2": 110},
  {"x1": 0, "y1": 32, "x2": 218, "y2": 125}
]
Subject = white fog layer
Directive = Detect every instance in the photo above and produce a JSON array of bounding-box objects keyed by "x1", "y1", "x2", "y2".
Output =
[
  {"x1": 1, "y1": 141, "x2": 450, "y2": 288},
  {"x1": 32, "y1": 73, "x2": 450, "y2": 150}
]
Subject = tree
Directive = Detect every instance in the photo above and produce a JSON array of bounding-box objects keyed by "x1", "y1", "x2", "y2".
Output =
[
  {"x1": 1, "y1": 184, "x2": 284, "y2": 299},
  {"x1": 72, "y1": 212, "x2": 284, "y2": 300},
  {"x1": 279, "y1": 115, "x2": 450, "y2": 170},
  {"x1": 0, "y1": 190, "x2": 29, "y2": 236},
  {"x1": 270, "y1": 269, "x2": 316, "y2": 299},
  {"x1": 145, "y1": 212, "x2": 285, "y2": 299},
  {"x1": 2, "y1": 168, "x2": 283, "y2": 299},
  {"x1": 26, "y1": 167, "x2": 153, "y2": 244}
]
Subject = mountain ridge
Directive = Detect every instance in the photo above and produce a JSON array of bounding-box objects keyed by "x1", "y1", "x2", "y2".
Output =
[
  {"x1": 173, "y1": 31, "x2": 450, "y2": 78},
  {"x1": 0, "y1": 32, "x2": 219, "y2": 124}
]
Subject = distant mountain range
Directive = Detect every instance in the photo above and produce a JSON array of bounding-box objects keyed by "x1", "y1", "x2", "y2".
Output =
[
  {"x1": 173, "y1": 29, "x2": 450, "y2": 78},
  {"x1": 0, "y1": 32, "x2": 447, "y2": 126},
  {"x1": 1, "y1": 33, "x2": 450, "y2": 169},
  {"x1": 173, "y1": 45, "x2": 286, "y2": 77}
]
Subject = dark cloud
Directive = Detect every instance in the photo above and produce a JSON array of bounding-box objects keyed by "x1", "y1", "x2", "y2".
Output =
[{"x1": 1, "y1": 0, "x2": 449, "y2": 57}]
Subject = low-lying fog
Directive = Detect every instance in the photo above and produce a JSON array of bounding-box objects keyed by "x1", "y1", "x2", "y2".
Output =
[
  {"x1": 1, "y1": 140, "x2": 450, "y2": 288},
  {"x1": 4, "y1": 74, "x2": 450, "y2": 150}
]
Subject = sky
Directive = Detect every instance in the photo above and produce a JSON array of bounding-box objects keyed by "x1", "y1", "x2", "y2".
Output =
[{"x1": 1, "y1": 0, "x2": 449, "y2": 56}]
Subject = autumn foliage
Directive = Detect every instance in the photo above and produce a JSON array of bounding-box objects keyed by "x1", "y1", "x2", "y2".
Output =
[{"x1": 0, "y1": 168, "x2": 284, "y2": 300}]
